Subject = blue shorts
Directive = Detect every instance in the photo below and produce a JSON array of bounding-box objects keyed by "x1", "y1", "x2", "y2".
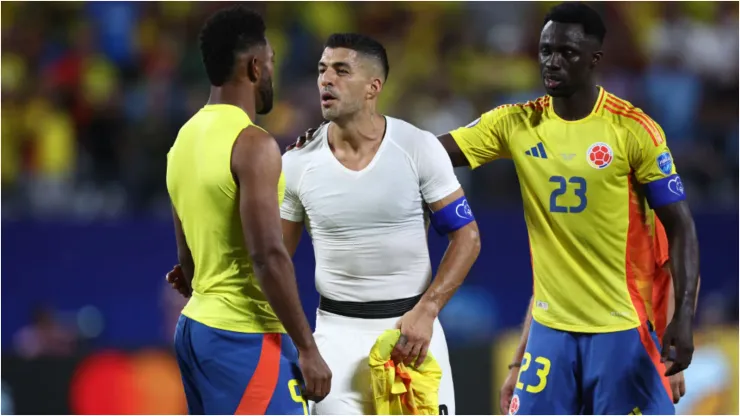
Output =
[
  {"x1": 174, "y1": 315, "x2": 308, "y2": 415},
  {"x1": 510, "y1": 320, "x2": 674, "y2": 415}
]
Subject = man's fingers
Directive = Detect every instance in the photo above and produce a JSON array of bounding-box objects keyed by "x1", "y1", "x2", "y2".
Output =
[
  {"x1": 671, "y1": 379, "x2": 681, "y2": 404},
  {"x1": 500, "y1": 399, "x2": 508, "y2": 415},
  {"x1": 322, "y1": 374, "x2": 332, "y2": 400},
  {"x1": 166, "y1": 265, "x2": 182, "y2": 283},
  {"x1": 414, "y1": 343, "x2": 429, "y2": 367},
  {"x1": 678, "y1": 378, "x2": 686, "y2": 397},
  {"x1": 664, "y1": 362, "x2": 677, "y2": 377},
  {"x1": 404, "y1": 343, "x2": 422, "y2": 366},
  {"x1": 391, "y1": 344, "x2": 411, "y2": 364},
  {"x1": 303, "y1": 377, "x2": 315, "y2": 397},
  {"x1": 664, "y1": 360, "x2": 686, "y2": 377},
  {"x1": 660, "y1": 337, "x2": 672, "y2": 362},
  {"x1": 391, "y1": 335, "x2": 411, "y2": 364}
]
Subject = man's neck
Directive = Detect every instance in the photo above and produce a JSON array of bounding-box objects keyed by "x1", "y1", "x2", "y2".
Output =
[
  {"x1": 551, "y1": 85, "x2": 600, "y2": 121},
  {"x1": 330, "y1": 112, "x2": 386, "y2": 151},
  {"x1": 207, "y1": 86, "x2": 257, "y2": 121}
]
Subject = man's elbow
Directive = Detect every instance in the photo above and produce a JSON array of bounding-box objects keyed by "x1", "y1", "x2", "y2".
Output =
[
  {"x1": 453, "y1": 224, "x2": 481, "y2": 258},
  {"x1": 251, "y1": 244, "x2": 290, "y2": 274}
]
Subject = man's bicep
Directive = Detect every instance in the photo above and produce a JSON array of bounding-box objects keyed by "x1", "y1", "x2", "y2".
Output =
[
  {"x1": 233, "y1": 129, "x2": 284, "y2": 253},
  {"x1": 427, "y1": 187, "x2": 465, "y2": 212},
  {"x1": 427, "y1": 187, "x2": 477, "y2": 236},
  {"x1": 281, "y1": 218, "x2": 304, "y2": 257},
  {"x1": 438, "y1": 133, "x2": 470, "y2": 168},
  {"x1": 627, "y1": 122, "x2": 686, "y2": 209},
  {"x1": 418, "y1": 133, "x2": 463, "y2": 204},
  {"x1": 634, "y1": 142, "x2": 686, "y2": 209},
  {"x1": 280, "y1": 179, "x2": 305, "y2": 223}
]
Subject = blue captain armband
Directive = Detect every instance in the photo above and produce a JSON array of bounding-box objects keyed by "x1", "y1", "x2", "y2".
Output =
[
  {"x1": 644, "y1": 174, "x2": 687, "y2": 209},
  {"x1": 430, "y1": 195, "x2": 475, "y2": 235}
]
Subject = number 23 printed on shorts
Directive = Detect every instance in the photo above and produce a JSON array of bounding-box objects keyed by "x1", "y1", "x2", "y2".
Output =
[{"x1": 515, "y1": 352, "x2": 552, "y2": 394}]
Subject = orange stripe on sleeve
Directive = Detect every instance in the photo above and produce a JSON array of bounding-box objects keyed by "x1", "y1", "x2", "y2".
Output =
[
  {"x1": 604, "y1": 97, "x2": 663, "y2": 146},
  {"x1": 235, "y1": 334, "x2": 282, "y2": 415}
]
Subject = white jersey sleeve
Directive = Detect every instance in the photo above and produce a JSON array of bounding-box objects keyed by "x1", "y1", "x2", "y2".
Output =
[
  {"x1": 413, "y1": 131, "x2": 461, "y2": 204},
  {"x1": 280, "y1": 151, "x2": 305, "y2": 222}
]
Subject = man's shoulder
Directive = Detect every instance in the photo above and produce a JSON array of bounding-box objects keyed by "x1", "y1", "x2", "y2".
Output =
[
  {"x1": 456, "y1": 97, "x2": 548, "y2": 138},
  {"x1": 599, "y1": 91, "x2": 665, "y2": 145},
  {"x1": 386, "y1": 116, "x2": 437, "y2": 150},
  {"x1": 485, "y1": 96, "x2": 549, "y2": 118},
  {"x1": 283, "y1": 124, "x2": 326, "y2": 162}
]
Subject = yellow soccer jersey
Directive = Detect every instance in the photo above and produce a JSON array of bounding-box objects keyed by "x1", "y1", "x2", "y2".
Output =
[
  {"x1": 167, "y1": 104, "x2": 286, "y2": 334},
  {"x1": 450, "y1": 88, "x2": 686, "y2": 333}
]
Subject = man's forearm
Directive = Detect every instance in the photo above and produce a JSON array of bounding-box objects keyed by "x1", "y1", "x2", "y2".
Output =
[
  {"x1": 669, "y1": 228, "x2": 700, "y2": 317},
  {"x1": 419, "y1": 227, "x2": 481, "y2": 316},
  {"x1": 666, "y1": 268, "x2": 701, "y2": 326},
  {"x1": 657, "y1": 202, "x2": 700, "y2": 318},
  {"x1": 512, "y1": 296, "x2": 534, "y2": 363},
  {"x1": 253, "y1": 249, "x2": 315, "y2": 351},
  {"x1": 179, "y1": 254, "x2": 195, "y2": 291}
]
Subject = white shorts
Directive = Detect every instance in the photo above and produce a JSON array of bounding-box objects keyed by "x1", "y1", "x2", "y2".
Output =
[{"x1": 310, "y1": 309, "x2": 455, "y2": 415}]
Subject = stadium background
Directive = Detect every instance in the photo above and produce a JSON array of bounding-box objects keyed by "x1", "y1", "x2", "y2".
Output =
[{"x1": 1, "y1": 1, "x2": 738, "y2": 414}]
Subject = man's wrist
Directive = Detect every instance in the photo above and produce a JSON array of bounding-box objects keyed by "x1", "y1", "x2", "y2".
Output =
[
  {"x1": 416, "y1": 297, "x2": 441, "y2": 318},
  {"x1": 676, "y1": 300, "x2": 696, "y2": 320},
  {"x1": 294, "y1": 333, "x2": 318, "y2": 354},
  {"x1": 296, "y1": 341, "x2": 318, "y2": 355},
  {"x1": 507, "y1": 362, "x2": 522, "y2": 371}
]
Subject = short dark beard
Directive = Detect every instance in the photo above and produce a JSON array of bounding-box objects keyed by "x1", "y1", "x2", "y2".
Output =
[{"x1": 256, "y1": 75, "x2": 274, "y2": 115}]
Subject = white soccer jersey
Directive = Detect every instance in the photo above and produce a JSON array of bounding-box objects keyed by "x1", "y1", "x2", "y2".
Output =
[{"x1": 280, "y1": 116, "x2": 461, "y2": 302}]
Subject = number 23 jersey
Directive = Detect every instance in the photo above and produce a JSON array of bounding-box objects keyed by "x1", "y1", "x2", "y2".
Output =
[{"x1": 450, "y1": 87, "x2": 686, "y2": 333}]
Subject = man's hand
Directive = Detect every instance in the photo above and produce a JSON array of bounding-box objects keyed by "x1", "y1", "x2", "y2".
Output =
[
  {"x1": 661, "y1": 314, "x2": 694, "y2": 376},
  {"x1": 500, "y1": 366, "x2": 519, "y2": 414},
  {"x1": 285, "y1": 122, "x2": 328, "y2": 151},
  {"x1": 297, "y1": 346, "x2": 332, "y2": 403},
  {"x1": 165, "y1": 264, "x2": 191, "y2": 298},
  {"x1": 391, "y1": 303, "x2": 436, "y2": 367},
  {"x1": 665, "y1": 361, "x2": 686, "y2": 404}
]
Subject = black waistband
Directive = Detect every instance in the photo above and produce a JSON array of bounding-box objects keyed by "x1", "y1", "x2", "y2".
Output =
[{"x1": 319, "y1": 294, "x2": 423, "y2": 319}]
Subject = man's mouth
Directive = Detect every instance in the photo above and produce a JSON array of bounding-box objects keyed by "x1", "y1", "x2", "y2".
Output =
[
  {"x1": 543, "y1": 74, "x2": 562, "y2": 89},
  {"x1": 321, "y1": 92, "x2": 337, "y2": 106}
]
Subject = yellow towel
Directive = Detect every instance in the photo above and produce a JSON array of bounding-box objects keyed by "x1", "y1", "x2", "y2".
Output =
[{"x1": 368, "y1": 329, "x2": 442, "y2": 415}]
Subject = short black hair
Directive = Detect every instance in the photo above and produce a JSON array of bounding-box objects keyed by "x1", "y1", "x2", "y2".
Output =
[
  {"x1": 325, "y1": 33, "x2": 390, "y2": 81},
  {"x1": 199, "y1": 6, "x2": 267, "y2": 86},
  {"x1": 543, "y1": 2, "x2": 606, "y2": 45}
]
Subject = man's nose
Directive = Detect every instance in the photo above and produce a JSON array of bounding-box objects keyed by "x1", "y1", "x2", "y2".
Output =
[
  {"x1": 545, "y1": 53, "x2": 563, "y2": 70},
  {"x1": 320, "y1": 71, "x2": 335, "y2": 87}
]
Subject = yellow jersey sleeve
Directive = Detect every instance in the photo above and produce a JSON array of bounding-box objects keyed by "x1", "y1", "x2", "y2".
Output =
[
  {"x1": 624, "y1": 113, "x2": 686, "y2": 208},
  {"x1": 449, "y1": 106, "x2": 515, "y2": 168}
]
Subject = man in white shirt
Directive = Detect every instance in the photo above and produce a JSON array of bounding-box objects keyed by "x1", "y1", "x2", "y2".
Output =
[{"x1": 281, "y1": 33, "x2": 481, "y2": 415}]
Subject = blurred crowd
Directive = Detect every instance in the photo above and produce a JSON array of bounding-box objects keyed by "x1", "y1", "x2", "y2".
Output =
[{"x1": 2, "y1": 1, "x2": 738, "y2": 219}]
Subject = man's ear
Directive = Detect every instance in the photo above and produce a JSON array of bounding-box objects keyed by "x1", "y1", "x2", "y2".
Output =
[
  {"x1": 246, "y1": 55, "x2": 260, "y2": 83},
  {"x1": 367, "y1": 77, "x2": 383, "y2": 100},
  {"x1": 591, "y1": 51, "x2": 603, "y2": 69}
]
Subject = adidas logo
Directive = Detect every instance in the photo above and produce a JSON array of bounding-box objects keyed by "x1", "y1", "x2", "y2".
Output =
[{"x1": 525, "y1": 142, "x2": 548, "y2": 159}]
